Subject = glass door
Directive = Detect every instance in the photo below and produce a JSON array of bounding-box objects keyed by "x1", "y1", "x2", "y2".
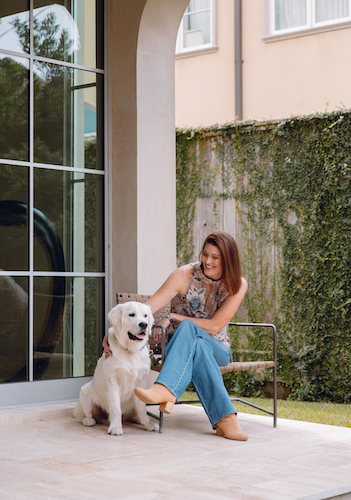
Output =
[{"x1": 0, "y1": 0, "x2": 105, "y2": 406}]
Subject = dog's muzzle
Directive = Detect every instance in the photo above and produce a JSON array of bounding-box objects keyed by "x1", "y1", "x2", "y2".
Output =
[{"x1": 128, "y1": 322, "x2": 148, "y2": 341}]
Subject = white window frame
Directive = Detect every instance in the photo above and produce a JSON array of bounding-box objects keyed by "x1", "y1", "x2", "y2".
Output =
[
  {"x1": 263, "y1": 0, "x2": 351, "y2": 42},
  {"x1": 176, "y1": 0, "x2": 217, "y2": 59}
]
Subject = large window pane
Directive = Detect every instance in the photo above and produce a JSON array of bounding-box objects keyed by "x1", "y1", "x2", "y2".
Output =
[
  {"x1": 34, "y1": 276, "x2": 104, "y2": 380},
  {"x1": 0, "y1": 56, "x2": 29, "y2": 161},
  {"x1": 186, "y1": 0, "x2": 210, "y2": 11},
  {"x1": 33, "y1": 0, "x2": 103, "y2": 69},
  {"x1": 184, "y1": 0, "x2": 211, "y2": 48},
  {"x1": 34, "y1": 63, "x2": 103, "y2": 169},
  {"x1": 275, "y1": 0, "x2": 307, "y2": 31},
  {"x1": 0, "y1": 1, "x2": 29, "y2": 54},
  {"x1": 34, "y1": 169, "x2": 104, "y2": 273},
  {"x1": 315, "y1": 0, "x2": 349, "y2": 23},
  {"x1": 0, "y1": 276, "x2": 28, "y2": 382},
  {"x1": 0, "y1": 165, "x2": 29, "y2": 271},
  {"x1": 0, "y1": 0, "x2": 104, "y2": 395}
]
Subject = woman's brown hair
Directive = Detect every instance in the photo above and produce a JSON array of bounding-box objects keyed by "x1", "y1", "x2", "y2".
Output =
[{"x1": 199, "y1": 231, "x2": 242, "y2": 296}]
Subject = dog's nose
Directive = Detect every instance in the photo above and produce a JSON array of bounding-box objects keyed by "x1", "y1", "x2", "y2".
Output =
[{"x1": 139, "y1": 322, "x2": 147, "y2": 329}]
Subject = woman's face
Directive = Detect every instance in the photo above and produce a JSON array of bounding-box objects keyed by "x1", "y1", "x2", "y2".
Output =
[{"x1": 201, "y1": 243, "x2": 223, "y2": 281}]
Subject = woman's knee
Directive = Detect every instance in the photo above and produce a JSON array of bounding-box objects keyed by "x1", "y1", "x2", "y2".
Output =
[
  {"x1": 165, "y1": 319, "x2": 195, "y2": 355},
  {"x1": 177, "y1": 319, "x2": 195, "y2": 331},
  {"x1": 176, "y1": 319, "x2": 206, "y2": 339}
]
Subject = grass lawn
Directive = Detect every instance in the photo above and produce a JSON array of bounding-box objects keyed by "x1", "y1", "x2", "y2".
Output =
[{"x1": 179, "y1": 391, "x2": 351, "y2": 428}]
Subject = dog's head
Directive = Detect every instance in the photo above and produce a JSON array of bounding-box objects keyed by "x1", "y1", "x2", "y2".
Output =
[{"x1": 107, "y1": 301, "x2": 154, "y2": 353}]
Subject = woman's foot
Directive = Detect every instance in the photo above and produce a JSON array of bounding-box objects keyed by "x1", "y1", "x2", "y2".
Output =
[
  {"x1": 134, "y1": 384, "x2": 176, "y2": 414},
  {"x1": 216, "y1": 414, "x2": 248, "y2": 441}
]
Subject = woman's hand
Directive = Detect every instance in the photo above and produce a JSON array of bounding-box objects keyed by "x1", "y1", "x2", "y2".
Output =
[
  {"x1": 153, "y1": 316, "x2": 171, "y2": 344},
  {"x1": 102, "y1": 332, "x2": 112, "y2": 357}
]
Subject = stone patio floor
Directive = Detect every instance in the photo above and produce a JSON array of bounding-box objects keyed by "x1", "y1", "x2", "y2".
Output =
[{"x1": 0, "y1": 401, "x2": 350, "y2": 500}]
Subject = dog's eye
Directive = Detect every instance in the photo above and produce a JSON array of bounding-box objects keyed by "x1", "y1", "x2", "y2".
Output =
[{"x1": 129, "y1": 313, "x2": 135, "y2": 317}]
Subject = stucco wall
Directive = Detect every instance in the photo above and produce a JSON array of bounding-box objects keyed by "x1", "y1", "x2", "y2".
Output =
[
  {"x1": 175, "y1": 0, "x2": 351, "y2": 127},
  {"x1": 175, "y1": 0, "x2": 235, "y2": 128},
  {"x1": 243, "y1": 0, "x2": 351, "y2": 121},
  {"x1": 109, "y1": 0, "x2": 189, "y2": 301}
]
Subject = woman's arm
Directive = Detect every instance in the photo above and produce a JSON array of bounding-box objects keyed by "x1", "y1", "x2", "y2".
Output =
[
  {"x1": 170, "y1": 277, "x2": 248, "y2": 336},
  {"x1": 103, "y1": 265, "x2": 192, "y2": 352},
  {"x1": 145, "y1": 264, "x2": 193, "y2": 314}
]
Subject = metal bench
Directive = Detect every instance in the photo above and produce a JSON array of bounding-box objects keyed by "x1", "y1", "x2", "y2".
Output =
[{"x1": 116, "y1": 292, "x2": 277, "y2": 432}]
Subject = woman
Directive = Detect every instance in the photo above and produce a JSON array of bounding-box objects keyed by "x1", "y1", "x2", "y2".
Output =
[{"x1": 105, "y1": 231, "x2": 248, "y2": 441}]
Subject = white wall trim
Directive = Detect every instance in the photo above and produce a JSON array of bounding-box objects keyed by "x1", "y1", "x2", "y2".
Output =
[
  {"x1": 104, "y1": 0, "x2": 113, "y2": 313},
  {"x1": 263, "y1": 20, "x2": 351, "y2": 43},
  {"x1": 175, "y1": 45, "x2": 218, "y2": 59},
  {"x1": 0, "y1": 377, "x2": 92, "y2": 409}
]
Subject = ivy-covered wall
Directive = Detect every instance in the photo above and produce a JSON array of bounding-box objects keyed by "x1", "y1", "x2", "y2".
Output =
[{"x1": 176, "y1": 110, "x2": 351, "y2": 403}]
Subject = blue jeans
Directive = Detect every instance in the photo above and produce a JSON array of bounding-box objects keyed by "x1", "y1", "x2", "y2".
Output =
[{"x1": 156, "y1": 319, "x2": 236, "y2": 428}]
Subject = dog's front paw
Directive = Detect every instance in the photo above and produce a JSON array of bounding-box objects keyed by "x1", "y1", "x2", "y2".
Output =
[
  {"x1": 82, "y1": 417, "x2": 96, "y2": 427},
  {"x1": 144, "y1": 419, "x2": 159, "y2": 432},
  {"x1": 107, "y1": 424, "x2": 123, "y2": 435}
]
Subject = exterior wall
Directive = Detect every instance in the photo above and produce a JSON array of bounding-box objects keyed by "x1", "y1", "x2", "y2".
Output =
[
  {"x1": 175, "y1": 0, "x2": 235, "y2": 128},
  {"x1": 175, "y1": 0, "x2": 351, "y2": 127},
  {"x1": 243, "y1": 0, "x2": 351, "y2": 121}
]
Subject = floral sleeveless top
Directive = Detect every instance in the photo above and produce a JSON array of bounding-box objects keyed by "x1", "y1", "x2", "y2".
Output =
[{"x1": 170, "y1": 262, "x2": 231, "y2": 348}]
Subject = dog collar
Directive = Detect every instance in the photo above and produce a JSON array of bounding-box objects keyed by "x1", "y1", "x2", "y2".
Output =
[{"x1": 115, "y1": 338, "x2": 149, "y2": 354}]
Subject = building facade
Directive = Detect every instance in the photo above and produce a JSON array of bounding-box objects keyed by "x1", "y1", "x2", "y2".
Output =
[
  {"x1": 3, "y1": 0, "x2": 349, "y2": 409},
  {"x1": 0, "y1": 0, "x2": 188, "y2": 408},
  {"x1": 175, "y1": 0, "x2": 351, "y2": 128}
]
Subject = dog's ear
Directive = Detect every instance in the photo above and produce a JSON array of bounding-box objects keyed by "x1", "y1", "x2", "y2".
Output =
[
  {"x1": 108, "y1": 304, "x2": 123, "y2": 330},
  {"x1": 145, "y1": 305, "x2": 154, "y2": 336}
]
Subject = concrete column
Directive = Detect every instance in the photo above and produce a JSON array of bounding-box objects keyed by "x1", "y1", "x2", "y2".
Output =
[{"x1": 109, "y1": 0, "x2": 189, "y2": 299}]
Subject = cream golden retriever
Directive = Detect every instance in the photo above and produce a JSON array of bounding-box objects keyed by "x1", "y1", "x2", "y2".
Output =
[{"x1": 74, "y1": 302, "x2": 159, "y2": 435}]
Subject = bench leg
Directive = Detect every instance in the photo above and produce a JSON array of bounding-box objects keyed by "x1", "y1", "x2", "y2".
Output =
[{"x1": 146, "y1": 408, "x2": 163, "y2": 433}]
